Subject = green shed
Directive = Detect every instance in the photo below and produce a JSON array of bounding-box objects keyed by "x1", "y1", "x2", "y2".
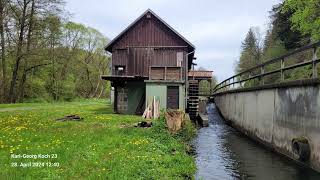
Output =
[{"x1": 145, "y1": 80, "x2": 185, "y2": 111}]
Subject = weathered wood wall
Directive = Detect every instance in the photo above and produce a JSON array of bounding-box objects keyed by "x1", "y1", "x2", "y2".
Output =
[
  {"x1": 150, "y1": 67, "x2": 182, "y2": 81},
  {"x1": 112, "y1": 12, "x2": 187, "y2": 49},
  {"x1": 111, "y1": 12, "x2": 189, "y2": 79}
]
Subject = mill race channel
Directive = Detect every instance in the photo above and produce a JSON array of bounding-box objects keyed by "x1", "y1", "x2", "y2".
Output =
[{"x1": 193, "y1": 103, "x2": 320, "y2": 180}]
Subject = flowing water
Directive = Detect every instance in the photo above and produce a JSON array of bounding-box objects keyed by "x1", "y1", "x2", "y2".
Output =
[{"x1": 194, "y1": 103, "x2": 320, "y2": 180}]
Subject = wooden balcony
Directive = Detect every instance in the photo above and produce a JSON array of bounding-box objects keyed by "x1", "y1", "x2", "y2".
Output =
[{"x1": 149, "y1": 66, "x2": 183, "y2": 81}]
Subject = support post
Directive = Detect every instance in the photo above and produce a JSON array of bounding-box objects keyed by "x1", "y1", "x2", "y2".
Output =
[
  {"x1": 261, "y1": 66, "x2": 264, "y2": 85},
  {"x1": 232, "y1": 77, "x2": 235, "y2": 88},
  {"x1": 281, "y1": 58, "x2": 284, "y2": 81},
  {"x1": 312, "y1": 47, "x2": 318, "y2": 78},
  {"x1": 248, "y1": 73, "x2": 251, "y2": 87}
]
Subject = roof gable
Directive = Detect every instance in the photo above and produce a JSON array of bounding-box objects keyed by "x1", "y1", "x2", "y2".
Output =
[{"x1": 105, "y1": 9, "x2": 195, "y2": 52}]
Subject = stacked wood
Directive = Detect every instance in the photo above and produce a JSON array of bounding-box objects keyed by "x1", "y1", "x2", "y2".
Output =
[
  {"x1": 142, "y1": 96, "x2": 160, "y2": 119},
  {"x1": 56, "y1": 115, "x2": 83, "y2": 122}
]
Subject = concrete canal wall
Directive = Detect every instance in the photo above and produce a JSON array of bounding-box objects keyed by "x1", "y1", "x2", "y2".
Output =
[{"x1": 214, "y1": 83, "x2": 320, "y2": 172}]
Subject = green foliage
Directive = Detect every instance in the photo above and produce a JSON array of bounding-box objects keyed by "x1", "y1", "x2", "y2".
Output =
[
  {"x1": 286, "y1": 65, "x2": 313, "y2": 80},
  {"x1": 199, "y1": 79, "x2": 216, "y2": 95},
  {"x1": 262, "y1": 37, "x2": 288, "y2": 83},
  {"x1": 174, "y1": 116, "x2": 197, "y2": 142},
  {"x1": 262, "y1": 40, "x2": 288, "y2": 62},
  {"x1": 25, "y1": 77, "x2": 51, "y2": 102},
  {"x1": 283, "y1": 0, "x2": 320, "y2": 41},
  {"x1": 0, "y1": 1, "x2": 110, "y2": 103},
  {"x1": 237, "y1": 28, "x2": 262, "y2": 74},
  {"x1": 271, "y1": 2, "x2": 309, "y2": 49},
  {"x1": 0, "y1": 100, "x2": 196, "y2": 179},
  {"x1": 235, "y1": 28, "x2": 262, "y2": 87},
  {"x1": 234, "y1": 1, "x2": 318, "y2": 86}
]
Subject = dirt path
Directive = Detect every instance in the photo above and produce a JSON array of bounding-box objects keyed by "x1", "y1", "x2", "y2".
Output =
[{"x1": 0, "y1": 107, "x2": 39, "y2": 112}]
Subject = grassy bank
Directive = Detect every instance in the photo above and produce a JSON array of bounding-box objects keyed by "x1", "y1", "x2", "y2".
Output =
[{"x1": 0, "y1": 99, "x2": 196, "y2": 179}]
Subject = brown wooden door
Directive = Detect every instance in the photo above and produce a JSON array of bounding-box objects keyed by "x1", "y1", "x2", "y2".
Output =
[{"x1": 167, "y1": 86, "x2": 179, "y2": 109}]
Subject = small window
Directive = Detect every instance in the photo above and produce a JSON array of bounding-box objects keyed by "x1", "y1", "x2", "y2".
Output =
[
  {"x1": 177, "y1": 52, "x2": 183, "y2": 67},
  {"x1": 115, "y1": 66, "x2": 125, "y2": 75}
]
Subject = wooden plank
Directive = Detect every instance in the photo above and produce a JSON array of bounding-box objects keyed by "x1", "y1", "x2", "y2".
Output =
[
  {"x1": 150, "y1": 67, "x2": 165, "y2": 80},
  {"x1": 166, "y1": 67, "x2": 181, "y2": 81}
]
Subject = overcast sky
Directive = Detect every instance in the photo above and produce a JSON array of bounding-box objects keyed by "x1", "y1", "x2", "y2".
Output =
[{"x1": 65, "y1": 0, "x2": 280, "y2": 81}]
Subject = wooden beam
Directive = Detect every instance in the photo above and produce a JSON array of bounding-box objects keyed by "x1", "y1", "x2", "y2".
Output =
[
  {"x1": 126, "y1": 46, "x2": 187, "y2": 49},
  {"x1": 164, "y1": 67, "x2": 167, "y2": 80}
]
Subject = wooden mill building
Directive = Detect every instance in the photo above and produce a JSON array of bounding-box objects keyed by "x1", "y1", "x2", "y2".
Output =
[{"x1": 102, "y1": 9, "x2": 210, "y2": 116}]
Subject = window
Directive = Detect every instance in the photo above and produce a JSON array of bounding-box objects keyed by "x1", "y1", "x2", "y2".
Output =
[
  {"x1": 115, "y1": 66, "x2": 125, "y2": 76},
  {"x1": 177, "y1": 52, "x2": 183, "y2": 67}
]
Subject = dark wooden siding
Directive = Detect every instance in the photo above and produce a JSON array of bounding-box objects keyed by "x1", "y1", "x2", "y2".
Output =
[
  {"x1": 128, "y1": 48, "x2": 152, "y2": 76},
  {"x1": 111, "y1": 12, "x2": 189, "y2": 79},
  {"x1": 112, "y1": 50, "x2": 127, "y2": 75},
  {"x1": 152, "y1": 49, "x2": 180, "y2": 66},
  {"x1": 112, "y1": 47, "x2": 186, "y2": 80},
  {"x1": 112, "y1": 13, "x2": 187, "y2": 49},
  {"x1": 151, "y1": 49, "x2": 186, "y2": 79}
]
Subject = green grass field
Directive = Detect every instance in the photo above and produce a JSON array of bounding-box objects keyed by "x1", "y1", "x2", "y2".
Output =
[{"x1": 0, "y1": 99, "x2": 196, "y2": 179}]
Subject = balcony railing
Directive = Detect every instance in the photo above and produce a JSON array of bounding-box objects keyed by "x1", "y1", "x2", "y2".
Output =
[{"x1": 149, "y1": 66, "x2": 183, "y2": 81}]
